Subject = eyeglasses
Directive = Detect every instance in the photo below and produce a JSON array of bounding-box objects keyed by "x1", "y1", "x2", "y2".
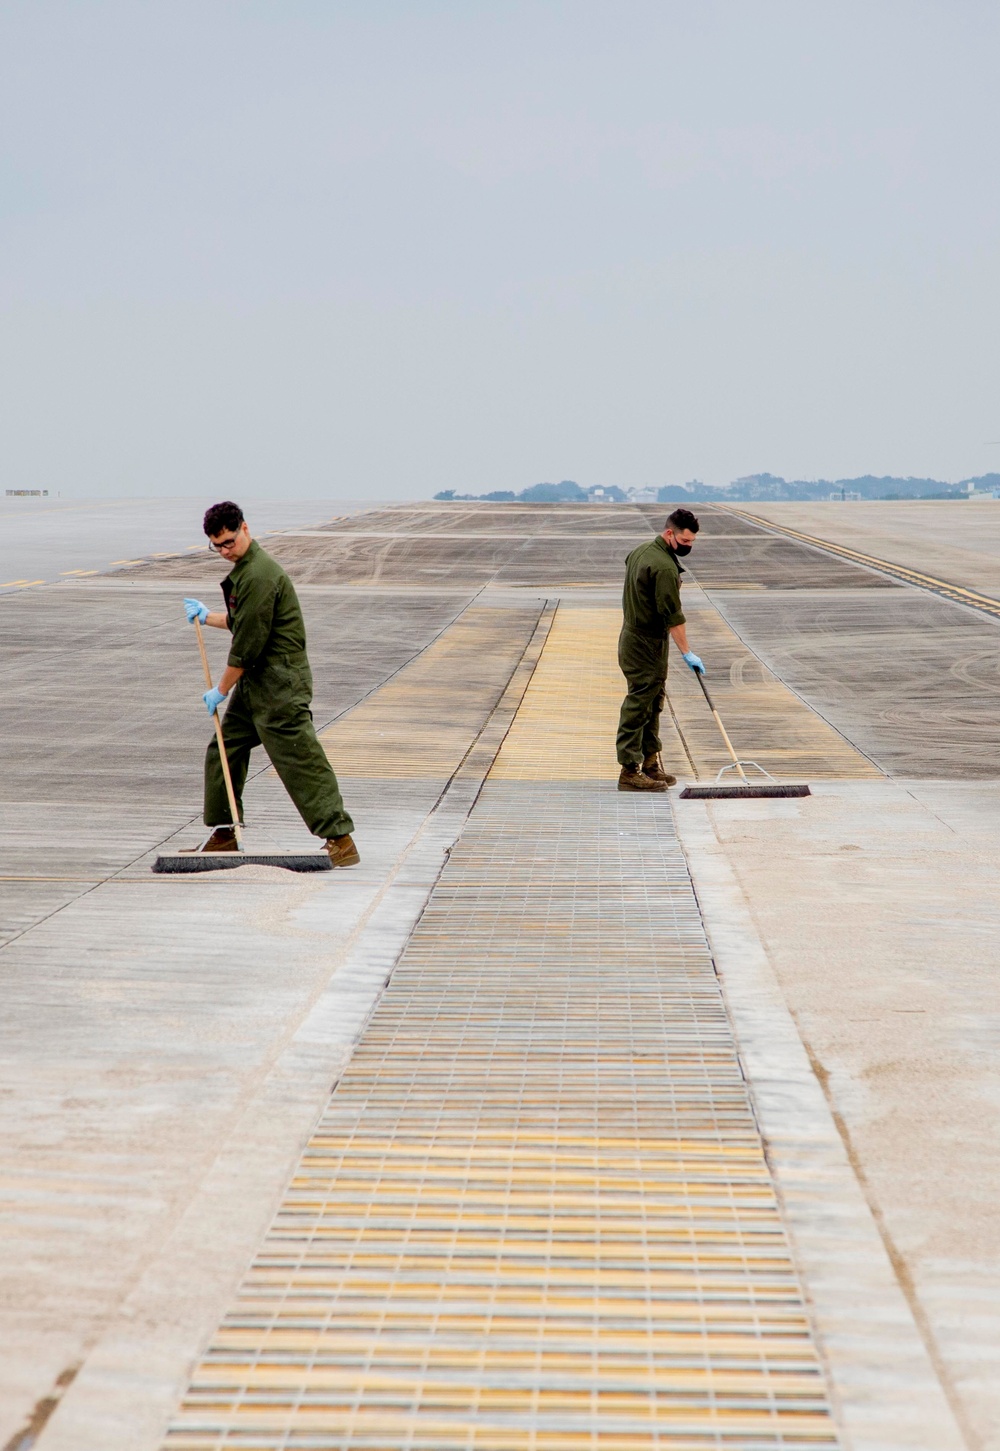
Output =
[{"x1": 208, "y1": 535, "x2": 240, "y2": 553}]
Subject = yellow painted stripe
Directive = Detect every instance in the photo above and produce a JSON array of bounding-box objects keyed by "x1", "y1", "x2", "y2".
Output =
[
  {"x1": 317, "y1": 606, "x2": 540, "y2": 778},
  {"x1": 163, "y1": 596, "x2": 838, "y2": 1451},
  {"x1": 727, "y1": 506, "x2": 1000, "y2": 616},
  {"x1": 490, "y1": 605, "x2": 876, "y2": 782}
]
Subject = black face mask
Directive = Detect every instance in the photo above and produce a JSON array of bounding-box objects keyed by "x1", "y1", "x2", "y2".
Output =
[{"x1": 669, "y1": 540, "x2": 692, "y2": 556}]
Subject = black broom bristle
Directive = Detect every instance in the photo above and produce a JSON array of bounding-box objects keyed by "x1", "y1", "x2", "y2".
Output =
[
  {"x1": 153, "y1": 853, "x2": 333, "y2": 874},
  {"x1": 679, "y1": 784, "x2": 811, "y2": 800}
]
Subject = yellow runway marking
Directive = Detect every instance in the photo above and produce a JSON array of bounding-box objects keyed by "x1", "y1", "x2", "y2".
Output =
[
  {"x1": 490, "y1": 606, "x2": 877, "y2": 782},
  {"x1": 165, "y1": 598, "x2": 839, "y2": 1449},
  {"x1": 727, "y1": 506, "x2": 1000, "y2": 618},
  {"x1": 318, "y1": 606, "x2": 541, "y2": 778}
]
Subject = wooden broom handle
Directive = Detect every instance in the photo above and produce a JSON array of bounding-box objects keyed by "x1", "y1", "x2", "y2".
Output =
[
  {"x1": 193, "y1": 618, "x2": 243, "y2": 844},
  {"x1": 695, "y1": 670, "x2": 749, "y2": 784}
]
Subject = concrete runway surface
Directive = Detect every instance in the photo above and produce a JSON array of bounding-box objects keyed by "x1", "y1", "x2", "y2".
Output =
[
  {"x1": 2, "y1": 500, "x2": 998, "y2": 1450},
  {"x1": 0, "y1": 496, "x2": 377, "y2": 593}
]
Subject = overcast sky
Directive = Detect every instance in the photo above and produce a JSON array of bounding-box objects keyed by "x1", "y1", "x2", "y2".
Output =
[{"x1": 2, "y1": 1, "x2": 998, "y2": 498}]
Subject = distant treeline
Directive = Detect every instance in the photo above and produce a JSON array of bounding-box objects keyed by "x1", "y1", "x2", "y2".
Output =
[{"x1": 435, "y1": 473, "x2": 1000, "y2": 504}]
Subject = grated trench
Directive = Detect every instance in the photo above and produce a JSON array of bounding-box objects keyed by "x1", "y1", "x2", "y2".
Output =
[{"x1": 164, "y1": 782, "x2": 837, "y2": 1449}]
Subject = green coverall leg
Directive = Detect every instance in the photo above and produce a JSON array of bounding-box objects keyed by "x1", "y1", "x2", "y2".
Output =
[
  {"x1": 204, "y1": 670, "x2": 354, "y2": 839},
  {"x1": 203, "y1": 684, "x2": 258, "y2": 825},
  {"x1": 616, "y1": 627, "x2": 669, "y2": 768}
]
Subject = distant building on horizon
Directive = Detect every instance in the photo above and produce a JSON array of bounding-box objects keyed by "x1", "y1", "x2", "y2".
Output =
[{"x1": 435, "y1": 472, "x2": 1000, "y2": 505}]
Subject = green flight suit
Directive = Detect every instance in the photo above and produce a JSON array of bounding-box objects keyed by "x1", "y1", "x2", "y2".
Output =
[
  {"x1": 616, "y1": 536, "x2": 687, "y2": 768},
  {"x1": 204, "y1": 540, "x2": 354, "y2": 839}
]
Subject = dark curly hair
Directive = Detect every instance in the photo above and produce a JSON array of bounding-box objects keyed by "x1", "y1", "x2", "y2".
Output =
[
  {"x1": 203, "y1": 501, "x2": 245, "y2": 537},
  {"x1": 666, "y1": 507, "x2": 699, "y2": 534}
]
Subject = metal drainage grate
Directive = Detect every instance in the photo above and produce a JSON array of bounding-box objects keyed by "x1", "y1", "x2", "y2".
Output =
[{"x1": 165, "y1": 782, "x2": 837, "y2": 1449}]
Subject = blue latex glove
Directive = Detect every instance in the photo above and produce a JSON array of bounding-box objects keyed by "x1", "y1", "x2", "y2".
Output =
[
  {"x1": 682, "y1": 651, "x2": 705, "y2": 675},
  {"x1": 184, "y1": 597, "x2": 209, "y2": 624},
  {"x1": 203, "y1": 686, "x2": 227, "y2": 715}
]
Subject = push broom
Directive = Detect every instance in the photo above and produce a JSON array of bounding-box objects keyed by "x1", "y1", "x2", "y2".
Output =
[
  {"x1": 679, "y1": 671, "x2": 810, "y2": 800},
  {"x1": 153, "y1": 619, "x2": 333, "y2": 873}
]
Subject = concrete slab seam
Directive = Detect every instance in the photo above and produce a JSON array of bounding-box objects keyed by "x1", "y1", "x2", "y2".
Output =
[{"x1": 673, "y1": 800, "x2": 968, "y2": 1451}]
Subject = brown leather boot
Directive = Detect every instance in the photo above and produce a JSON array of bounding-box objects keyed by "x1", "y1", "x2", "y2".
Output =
[
  {"x1": 326, "y1": 833, "x2": 361, "y2": 867},
  {"x1": 618, "y1": 765, "x2": 668, "y2": 793},
  {"x1": 180, "y1": 827, "x2": 238, "y2": 854},
  {"x1": 643, "y1": 753, "x2": 677, "y2": 787}
]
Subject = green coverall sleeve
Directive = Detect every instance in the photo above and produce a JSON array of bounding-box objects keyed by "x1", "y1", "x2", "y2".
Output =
[
  {"x1": 227, "y1": 575, "x2": 278, "y2": 670},
  {"x1": 654, "y1": 564, "x2": 686, "y2": 630}
]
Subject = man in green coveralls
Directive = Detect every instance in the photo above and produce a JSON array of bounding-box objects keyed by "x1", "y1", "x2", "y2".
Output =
[
  {"x1": 616, "y1": 507, "x2": 704, "y2": 793},
  {"x1": 181, "y1": 500, "x2": 359, "y2": 866}
]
